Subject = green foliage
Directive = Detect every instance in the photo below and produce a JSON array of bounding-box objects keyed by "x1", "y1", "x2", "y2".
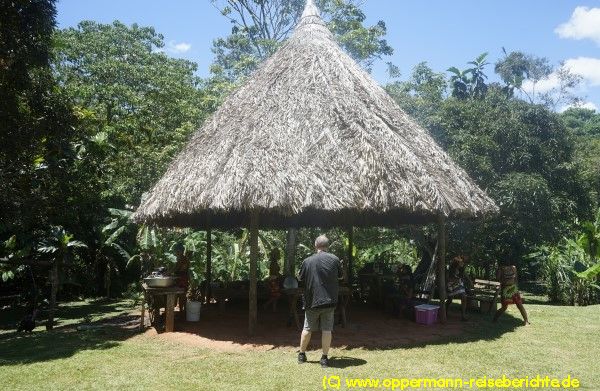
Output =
[
  {"x1": 36, "y1": 226, "x2": 87, "y2": 295},
  {"x1": 53, "y1": 20, "x2": 205, "y2": 205},
  {"x1": 385, "y1": 62, "x2": 447, "y2": 133},
  {"x1": 209, "y1": 0, "x2": 394, "y2": 83},
  {"x1": 494, "y1": 50, "x2": 552, "y2": 96},
  {"x1": 0, "y1": 0, "x2": 79, "y2": 237},
  {"x1": 388, "y1": 65, "x2": 591, "y2": 273},
  {"x1": 561, "y1": 108, "x2": 600, "y2": 208},
  {"x1": 447, "y1": 53, "x2": 489, "y2": 99},
  {"x1": 37, "y1": 226, "x2": 87, "y2": 258},
  {"x1": 0, "y1": 236, "x2": 24, "y2": 282},
  {"x1": 495, "y1": 49, "x2": 582, "y2": 109},
  {"x1": 528, "y1": 208, "x2": 600, "y2": 305},
  {"x1": 2, "y1": 0, "x2": 597, "y2": 307}
]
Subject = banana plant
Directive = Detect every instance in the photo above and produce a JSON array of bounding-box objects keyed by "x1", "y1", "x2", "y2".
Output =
[
  {"x1": 0, "y1": 235, "x2": 30, "y2": 282},
  {"x1": 100, "y1": 208, "x2": 133, "y2": 296},
  {"x1": 577, "y1": 208, "x2": 600, "y2": 262},
  {"x1": 128, "y1": 224, "x2": 179, "y2": 279}
]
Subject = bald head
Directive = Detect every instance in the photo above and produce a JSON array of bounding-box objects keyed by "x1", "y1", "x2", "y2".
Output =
[{"x1": 314, "y1": 235, "x2": 329, "y2": 251}]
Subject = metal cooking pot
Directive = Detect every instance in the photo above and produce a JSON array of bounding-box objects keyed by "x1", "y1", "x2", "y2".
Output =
[{"x1": 144, "y1": 276, "x2": 178, "y2": 288}]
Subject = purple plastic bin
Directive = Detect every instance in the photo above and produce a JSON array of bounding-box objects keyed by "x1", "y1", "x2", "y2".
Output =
[{"x1": 414, "y1": 304, "x2": 439, "y2": 325}]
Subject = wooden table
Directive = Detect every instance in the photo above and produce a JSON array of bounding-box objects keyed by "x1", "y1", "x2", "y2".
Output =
[
  {"x1": 141, "y1": 283, "x2": 185, "y2": 332},
  {"x1": 283, "y1": 286, "x2": 351, "y2": 330}
]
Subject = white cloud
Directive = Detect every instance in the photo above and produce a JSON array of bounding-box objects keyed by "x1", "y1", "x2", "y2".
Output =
[
  {"x1": 555, "y1": 6, "x2": 600, "y2": 45},
  {"x1": 559, "y1": 101, "x2": 598, "y2": 113},
  {"x1": 564, "y1": 57, "x2": 600, "y2": 86},
  {"x1": 522, "y1": 74, "x2": 560, "y2": 95},
  {"x1": 521, "y1": 57, "x2": 600, "y2": 95},
  {"x1": 166, "y1": 41, "x2": 192, "y2": 54}
]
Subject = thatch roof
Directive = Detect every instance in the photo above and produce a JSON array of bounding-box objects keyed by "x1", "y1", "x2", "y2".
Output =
[{"x1": 133, "y1": 0, "x2": 498, "y2": 229}]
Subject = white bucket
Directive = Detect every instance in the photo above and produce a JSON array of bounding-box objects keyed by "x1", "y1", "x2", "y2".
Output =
[{"x1": 186, "y1": 300, "x2": 201, "y2": 322}]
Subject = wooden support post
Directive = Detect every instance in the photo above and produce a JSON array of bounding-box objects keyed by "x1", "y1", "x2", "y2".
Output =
[
  {"x1": 205, "y1": 225, "x2": 212, "y2": 303},
  {"x1": 140, "y1": 293, "x2": 146, "y2": 330},
  {"x1": 166, "y1": 293, "x2": 175, "y2": 332},
  {"x1": 248, "y1": 211, "x2": 259, "y2": 336},
  {"x1": 437, "y1": 216, "x2": 447, "y2": 323},
  {"x1": 284, "y1": 228, "x2": 297, "y2": 277},
  {"x1": 46, "y1": 262, "x2": 58, "y2": 331},
  {"x1": 347, "y1": 226, "x2": 354, "y2": 285}
]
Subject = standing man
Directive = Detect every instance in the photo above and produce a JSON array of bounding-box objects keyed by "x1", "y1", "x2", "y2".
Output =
[{"x1": 297, "y1": 235, "x2": 343, "y2": 368}]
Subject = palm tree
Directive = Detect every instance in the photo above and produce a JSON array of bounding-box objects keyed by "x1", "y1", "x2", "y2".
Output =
[{"x1": 37, "y1": 226, "x2": 87, "y2": 330}]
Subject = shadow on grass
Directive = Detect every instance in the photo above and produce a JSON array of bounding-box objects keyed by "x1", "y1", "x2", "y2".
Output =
[
  {"x1": 173, "y1": 301, "x2": 525, "y2": 351},
  {"x1": 0, "y1": 299, "x2": 140, "y2": 365},
  {"x1": 305, "y1": 356, "x2": 367, "y2": 368},
  {"x1": 328, "y1": 356, "x2": 368, "y2": 368},
  {"x1": 0, "y1": 326, "x2": 137, "y2": 366},
  {"x1": 0, "y1": 298, "x2": 134, "y2": 331}
]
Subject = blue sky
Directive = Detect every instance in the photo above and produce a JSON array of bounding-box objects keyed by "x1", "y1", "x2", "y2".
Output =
[{"x1": 56, "y1": 0, "x2": 600, "y2": 111}]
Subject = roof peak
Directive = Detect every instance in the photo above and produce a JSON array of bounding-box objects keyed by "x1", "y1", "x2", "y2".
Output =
[{"x1": 301, "y1": 0, "x2": 320, "y2": 19}]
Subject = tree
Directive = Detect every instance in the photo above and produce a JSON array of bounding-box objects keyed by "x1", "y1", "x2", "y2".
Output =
[
  {"x1": 0, "y1": 0, "x2": 78, "y2": 237},
  {"x1": 51, "y1": 21, "x2": 207, "y2": 295},
  {"x1": 388, "y1": 66, "x2": 591, "y2": 272},
  {"x1": 54, "y1": 21, "x2": 205, "y2": 206},
  {"x1": 37, "y1": 226, "x2": 87, "y2": 329},
  {"x1": 494, "y1": 50, "x2": 552, "y2": 97},
  {"x1": 495, "y1": 49, "x2": 582, "y2": 109},
  {"x1": 561, "y1": 108, "x2": 600, "y2": 209},
  {"x1": 209, "y1": 0, "x2": 394, "y2": 83},
  {"x1": 385, "y1": 62, "x2": 447, "y2": 141},
  {"x1": 447, "y1": 53, "x2": 489, "y2": 100}
]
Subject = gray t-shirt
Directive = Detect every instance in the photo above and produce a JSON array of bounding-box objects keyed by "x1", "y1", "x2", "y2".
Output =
[{"x1": 298, "y1": 251, "x2": 343, "y2": 309}]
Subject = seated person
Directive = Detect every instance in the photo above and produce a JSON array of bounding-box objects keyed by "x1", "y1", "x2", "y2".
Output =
[
  {"x1": 382, "y1": 263, "x2": 415, "y2": 317},
  {"x1": 395, "y1": 264, "x2": 415, "y2": 318},
  {"x1": 446, "y1": 256, "x2": 468, "y2": 321},
  {"x1": 263, "y1": 249, "x2": 282, "y2": 312},
  {"x1": 493, "y1": 263, "x2": 530, "y2": 325}
]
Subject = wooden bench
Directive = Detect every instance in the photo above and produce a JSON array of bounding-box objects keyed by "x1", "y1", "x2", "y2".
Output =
[{"x1": 468, "y1": 279, "x2": 500, "y2": 313}]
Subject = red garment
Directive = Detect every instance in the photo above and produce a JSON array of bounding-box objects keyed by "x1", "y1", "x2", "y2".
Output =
[{"x1": 501, "y1": 284, "x2": 523, "y2": 306}]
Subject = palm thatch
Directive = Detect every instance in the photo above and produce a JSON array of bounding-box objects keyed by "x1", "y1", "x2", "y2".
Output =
[{"x1": 133, "y1": 0, "x2": 498, "y2": 229}]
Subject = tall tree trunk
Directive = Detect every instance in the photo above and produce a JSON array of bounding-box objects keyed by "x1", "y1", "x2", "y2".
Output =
[
  {"x1": 437, "y1": 217, "x2": 447, "y2": 323},
  {"x1": 105, "y1": 261, "x2": 111, "y2": 298},
  {"x1": 46, "y1": 261, "x2": 59, "y2": 330},
  {"x1": 347, "y1": 227, "x2": 354, "y2": 284},
  {"x1": 205, "y1": 226, "x2": 212, "y2": 302},
  {"x1": 284, "y1": 228, "x2": 297, "y2": 277},
  {"x1": 248, "y1": 211, "x2": 259, "y2": 336}
]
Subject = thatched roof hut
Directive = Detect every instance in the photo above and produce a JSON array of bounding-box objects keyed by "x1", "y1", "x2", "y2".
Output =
[
  {"x1": 133, "y1": 0, "x2": 497, "y2": 230},
  {"x1": 134, "y1": 0, "x2": 498, "y2": 333}
]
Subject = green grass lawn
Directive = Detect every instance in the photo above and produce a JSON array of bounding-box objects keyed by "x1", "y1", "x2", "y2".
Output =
[{"x1": 1, "y1": 299, "x2": 599, "y2": 391}]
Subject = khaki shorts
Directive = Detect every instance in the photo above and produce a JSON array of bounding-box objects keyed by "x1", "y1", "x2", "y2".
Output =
[{"x1": 303, "y1": 307, "x2": 335, "y2": 332}]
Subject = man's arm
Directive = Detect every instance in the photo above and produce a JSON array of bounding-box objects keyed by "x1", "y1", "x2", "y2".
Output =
[{"x1": 297, "y1": 260, "x2": 306, "y2": 283}]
